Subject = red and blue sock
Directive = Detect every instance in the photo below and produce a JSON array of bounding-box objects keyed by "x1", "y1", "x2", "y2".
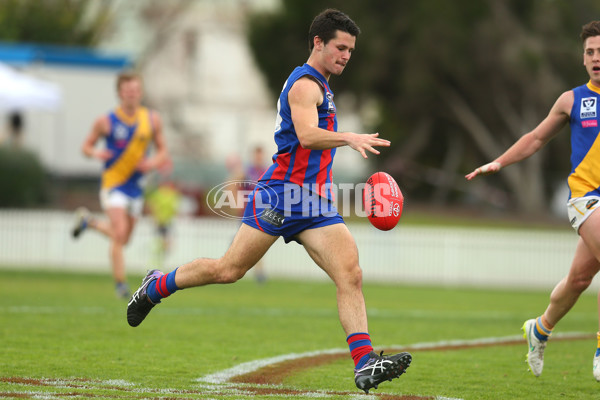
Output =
[
  {"x1": 347, "y1": 332, "x2": 373, "y2": 369},
  {"x1": 146, "y1": 268, "x2": 180, "y2": 304}
]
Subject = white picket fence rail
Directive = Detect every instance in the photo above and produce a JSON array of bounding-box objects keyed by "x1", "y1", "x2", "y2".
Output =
[{"x1": 0, "y1": 209, "x2": 586, "y2": 290}]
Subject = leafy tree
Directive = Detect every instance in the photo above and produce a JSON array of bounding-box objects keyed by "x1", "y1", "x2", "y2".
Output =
[
  {"x1": 0, "y1": 0, "x2": 111, "y2": 45},
  {"x1": 247, "y1": 0, "x2": 600, "y2": 215}
]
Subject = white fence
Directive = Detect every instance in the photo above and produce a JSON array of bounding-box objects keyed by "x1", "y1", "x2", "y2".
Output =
[{"x1": 0, "y1": 210, "x2": 586, "y2": 290}]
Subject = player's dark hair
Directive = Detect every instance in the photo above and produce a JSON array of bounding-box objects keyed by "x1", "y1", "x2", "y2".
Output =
[
  {"x1": 308, "y1": 9, "x2": 360, "y2": 52},
  {"x1": 116, "y1": 70, "x2": 142, "y2": 91},
  {"x1": 580, "y1": 21, "x2": 600, "y2": 45}
]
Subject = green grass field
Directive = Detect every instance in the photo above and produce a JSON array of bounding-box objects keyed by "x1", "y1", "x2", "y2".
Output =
[{"x1": 1, "y1": 268, "x2": 598, "y2": 399}]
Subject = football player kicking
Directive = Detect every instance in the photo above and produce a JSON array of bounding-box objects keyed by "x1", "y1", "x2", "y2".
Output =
[{"x1": 127, "y1": 8, "x2": 411, "y2": 393}]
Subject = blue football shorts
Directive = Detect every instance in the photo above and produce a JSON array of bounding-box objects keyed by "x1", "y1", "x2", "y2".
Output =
[{"x1": 242, "y1": 181, "x2": 344, "y2": 243}]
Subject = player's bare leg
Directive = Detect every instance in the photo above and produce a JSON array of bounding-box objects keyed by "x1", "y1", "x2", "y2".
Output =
[
  {"x1": 127, "y1": 224, "x2": 277, "y2": 327},
  {"x1": 106, "y1": 208, "x2": 135, "y2": 286},
  {"x1": 298, "y1": 224, "x2": 411, "y2": 393},
  {"x1": 544, "y1": 211, "x2": 600, "y2": 328},
  {"x1": 87, "y1": 218, "x2": 113, "y2": 238},
  {"x1": 299, "y1": 223, "x2": 367, "y2": 334},
  {"x1": 72, "y1": 206, "x2": 134, "y2": 298},
  {"x1": 543, "y1": 238, "x2": 600, "y2": 326},
  {"x1": 575, "y1": 211, "x2": 600, "y2": 380},
  {"x1": 174, "y1": 224, "x2": 278, "y2": 288},
  {"x1": 525, "y1": 211, "x2": 600, "y2": 377}
]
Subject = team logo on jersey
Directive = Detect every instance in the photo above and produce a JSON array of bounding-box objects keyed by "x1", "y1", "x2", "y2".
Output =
[
  {"x1": 581, "y1": 97, "x2": 597, "y2": 119},
  {"x1": 113, "y1": 123, "x2": 130, "y2": 148},
  {"x1": 325, "y1": 92, "x2": 336, "y2": 114}
]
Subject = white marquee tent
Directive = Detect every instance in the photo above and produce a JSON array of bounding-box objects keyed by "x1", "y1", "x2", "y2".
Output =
[{"x1": 0, "y1": 62, "x2": 61, "y2": 111}]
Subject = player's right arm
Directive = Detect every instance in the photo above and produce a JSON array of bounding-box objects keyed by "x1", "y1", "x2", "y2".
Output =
[
  {"x1": 289, "y1": 77, "x2": 390, "y2": 159},
  {"x1": 465, "y1": 90, "x2": 573, "y2": 180},
  {"x1": 82, "y1": 115, "x2": 113, "y2": 161}
]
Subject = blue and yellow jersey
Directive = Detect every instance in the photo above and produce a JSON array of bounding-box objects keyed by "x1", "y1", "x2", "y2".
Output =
[
  {"x1": 568, "y1": 81, "x2": 600, "y2": 199},
  {"x1": 101, "y1": 106, "x2": 153, "y2": 197}
]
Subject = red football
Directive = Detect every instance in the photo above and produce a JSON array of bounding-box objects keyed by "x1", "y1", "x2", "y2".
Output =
[{"x1": 363, "y1": 172, "x2": 404, "y2": 231}]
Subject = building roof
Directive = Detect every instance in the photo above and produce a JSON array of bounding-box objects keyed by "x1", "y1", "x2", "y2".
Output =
[{"x1": 0, "y1": 42, "x2": 131, "y2": 69}]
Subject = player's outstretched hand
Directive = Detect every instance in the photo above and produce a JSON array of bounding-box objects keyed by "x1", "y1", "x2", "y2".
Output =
[
  {"x1": 137, "y1": 158, "x2": 158, "y2": 173},
  {"x1": 465, "y1": 161, "x2": 502, "y2": 180},
  {"x1": 348, "y1": 132, "x2": 390, "y2": 159}
]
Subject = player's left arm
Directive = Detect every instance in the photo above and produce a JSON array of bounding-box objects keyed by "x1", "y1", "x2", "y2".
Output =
[{"x1": 138, "y1": 110, "x2": 169, "y2": 173}]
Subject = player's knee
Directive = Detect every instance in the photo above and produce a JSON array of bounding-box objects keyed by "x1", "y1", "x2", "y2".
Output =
[
  {"x1": 114, "y1": 231, "x2": 129, "y2": 246},
  {"x1": 220, "y1": 269, "x2": 246, "y2": 284},
  {"x1": 341, "y1": 263, "x2": 363, "y2": 288},
  {"x1": 567, "y1": 273, "x2": 593, "y2": 293},
  {"x1": 208, "y1": 260, "x2": 247, "y2": 284},
  {"x1": 573, "y1": 277, "x2": 592, "y2": 293}
]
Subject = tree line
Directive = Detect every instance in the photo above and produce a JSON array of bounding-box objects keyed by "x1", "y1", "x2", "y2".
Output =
[
  {"x1": 247, "y1": 0, "x2": 600, "y2": 215},
  {"x1": 2, "y1": 0, "x2": 599, "y2": 215}
]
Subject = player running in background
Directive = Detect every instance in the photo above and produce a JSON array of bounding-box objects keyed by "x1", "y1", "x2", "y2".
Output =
[
  {"x1": 466, "y1": 21, "x2": 600, "y2": 380},
  {"x1": 72, "y1": 71, "x2": 169, "y2": 299},
  {"x1": 127, "y1": 9, "x2": 411, "y2": 393}
]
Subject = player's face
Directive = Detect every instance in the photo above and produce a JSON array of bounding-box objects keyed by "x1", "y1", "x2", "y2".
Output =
[
  {"x1": 319, "y1": 31, "x2": 356, "y2": 76},
  {"x1": 118, "y1": 79, "x2": 143, "y2": 108},
  {"x1": 583, "y1": 36, "x2": 600, "y2": 85}
]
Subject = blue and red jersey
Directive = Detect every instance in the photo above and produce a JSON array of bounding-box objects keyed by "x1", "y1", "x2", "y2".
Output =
[{"x1": 259, "y1": 63, "x2": 337, "y2": 201}]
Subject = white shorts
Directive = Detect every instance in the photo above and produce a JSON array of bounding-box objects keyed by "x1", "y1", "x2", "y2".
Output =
[
  {"x1": 567, "y1": 196, "x2": 600, "y2": 233},
  {"x1": 100, "y1": 189, "x2": 144, "y2": 217}
]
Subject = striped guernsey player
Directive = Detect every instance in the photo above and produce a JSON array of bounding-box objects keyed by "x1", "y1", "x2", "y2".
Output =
[{"x1": 126, "y1": 9, "x2": 411, "y2": 394}]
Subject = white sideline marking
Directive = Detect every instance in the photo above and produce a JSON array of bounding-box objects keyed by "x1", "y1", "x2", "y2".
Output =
[
  {"x1": 196, "y1": 332, "x2": 591, "y2": 384},
  {"x1": 197, "y1": 348, "x2": 347, "y2": 384},
  {"x1": 3, "y1": 305, "x2": 108, "y2": 314},
  {"x1": 387, "y1": 331, "x2": 591, "y2": 351}
]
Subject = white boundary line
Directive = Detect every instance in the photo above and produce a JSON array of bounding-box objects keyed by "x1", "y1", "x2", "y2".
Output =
[
  {"x1": 198, "y1": 332, "x2": 591, "y2": 384},
  {"x1": 196, "y1": 331, "x2": 592, "y2": 400},
  {"x1": 197, "y1": 348, "x2": 347, "y2": 384}
]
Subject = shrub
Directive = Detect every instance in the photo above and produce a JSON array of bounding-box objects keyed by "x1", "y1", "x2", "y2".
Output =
[{"x1": 0, "y1": 145, "x2": 48, "y2": 207}]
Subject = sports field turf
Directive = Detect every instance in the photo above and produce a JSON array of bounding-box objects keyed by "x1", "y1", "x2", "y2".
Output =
[{"x1": 1, "y1": 268, "x2": 598, "y2": 399}]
